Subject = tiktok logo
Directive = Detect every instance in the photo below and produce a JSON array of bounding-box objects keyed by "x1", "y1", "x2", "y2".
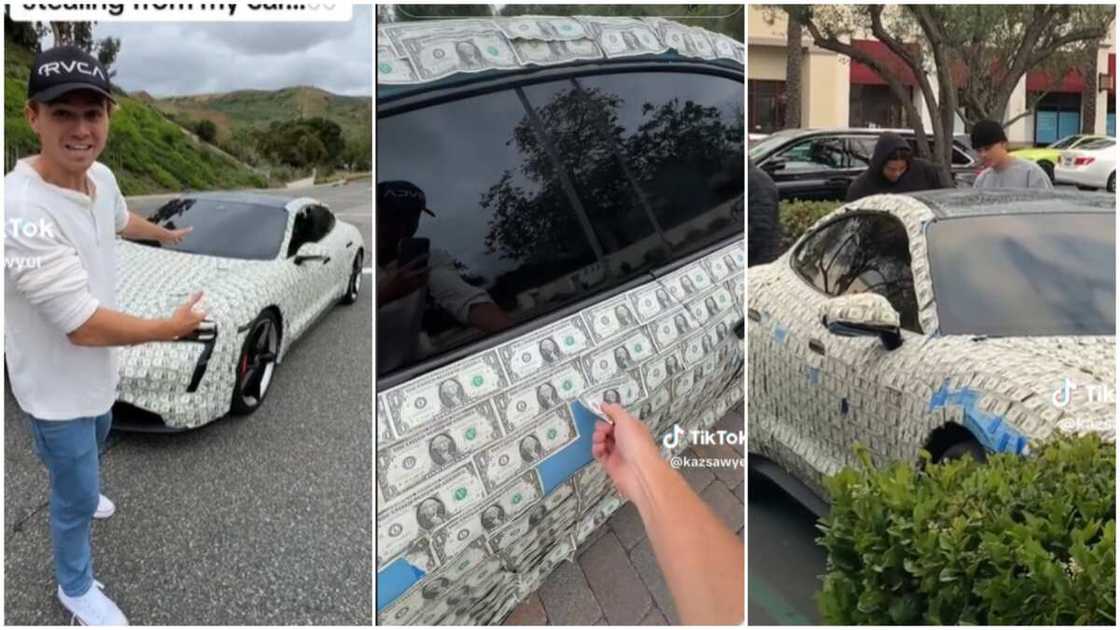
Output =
[
  {"x1": 663, "y1": 424, "x2": 686, "y2": 450},
  {"x1": 1052, "y1": 376, "x2": 1074, "y2": 408}
]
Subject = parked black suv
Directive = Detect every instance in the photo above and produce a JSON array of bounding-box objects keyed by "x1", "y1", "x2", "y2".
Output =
[{"x1": 748, "y1": 127, "x2": 979, "y2": 201}]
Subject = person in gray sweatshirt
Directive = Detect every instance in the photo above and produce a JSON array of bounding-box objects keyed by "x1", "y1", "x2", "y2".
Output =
[{"x1": 971, "y1": 120, "x2": 1052, "y2": 190}]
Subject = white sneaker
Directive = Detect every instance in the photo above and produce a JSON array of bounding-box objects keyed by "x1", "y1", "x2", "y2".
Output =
[
  {"x1": 93, "y1": 495, "x2": 114, "y2": 520},
  {"x1": 57, "y1": 583, "x2": 128, "y2": 625}
]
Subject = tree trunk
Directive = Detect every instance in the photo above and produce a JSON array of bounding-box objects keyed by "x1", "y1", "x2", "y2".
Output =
[
  {"x1": 784, "y1": 13, "x2": 803, "y2": 129},
  {"x1": 1081, "y1": 44, "x2": 1099, "y2": 134}
]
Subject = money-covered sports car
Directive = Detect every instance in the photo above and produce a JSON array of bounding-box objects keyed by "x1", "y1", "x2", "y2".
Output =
[
  {"x1": 748, "y1": 189, "x2": 1115, "y2": 507},
  {"x1": 114, "y1": 192, "x2": 365, "y2": 431}
]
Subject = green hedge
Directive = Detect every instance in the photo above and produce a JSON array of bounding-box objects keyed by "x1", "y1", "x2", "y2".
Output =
[
  {"x1": 818, "y1": 435, "x2": 1115, "y2": 625},
  {"x1": 778, "y1": 199, "x2": 842, "y2": 253}
]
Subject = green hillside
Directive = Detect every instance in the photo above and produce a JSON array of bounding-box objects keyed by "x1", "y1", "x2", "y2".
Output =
[
  {"x1": 153, "y1": 86, "x2": 372, "y2": 146},
  {"x1": 4, "y1": 36, "x2": 266, "y2": 195}
]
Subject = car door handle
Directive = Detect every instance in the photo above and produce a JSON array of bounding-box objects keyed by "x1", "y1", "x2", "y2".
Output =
[
  {"x1": 808, "y1": 339, "x2": 826, "y2": 355},
  {"x1": 747, "y1": 308, "x2": 761, "y2": 322}
]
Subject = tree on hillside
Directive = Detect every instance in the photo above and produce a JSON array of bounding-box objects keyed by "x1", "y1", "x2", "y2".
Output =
[
  {"x1": 194, "y1": 120, "x2": 218, "y2": 143},
  {"x1": 767, "y1": 4, "x2": 1114, "y2": 184}
]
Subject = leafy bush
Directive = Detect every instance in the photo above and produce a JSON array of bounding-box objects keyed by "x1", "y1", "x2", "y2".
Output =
[
  {"x1": 818, "y1": 435, "x2": 1115, "y2": 625},
  {"x1": 778, "y1": 199, "x2": 842, "y2": 253},
  {"x1": 193, "y1": 119, "x2": 218, "y2": 143}
]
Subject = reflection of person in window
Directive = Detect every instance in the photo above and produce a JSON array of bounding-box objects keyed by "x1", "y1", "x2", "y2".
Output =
[
  {"x1": 536, "y1": 383, "x2": 561, "y2": 410},
  {"x1": 455, "y1": 41, "x2": 485, "y2": 69},
  {"x1": 428, "y1": 433, "x2": 459, "y2": 467},
  {"x1": 539, "y1": 338, "x2": 562, "y2": 365},
  {"x1": 376, "y1": 181, "x2": 512, "y2": 374},
  {"x1": 439, "y1": 379, "x2": 467, "y2": 410}
]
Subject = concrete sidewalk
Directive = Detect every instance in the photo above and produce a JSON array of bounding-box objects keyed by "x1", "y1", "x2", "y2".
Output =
[{"x1": 503, "y1": 402, "x2": 745, "y2": 625}]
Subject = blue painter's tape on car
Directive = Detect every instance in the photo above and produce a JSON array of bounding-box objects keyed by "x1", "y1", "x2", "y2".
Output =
[
  {"x1": 536, "y1": 400, "x2": 599, "y2": 494},
  {"x1": 375, "y1": 557, "x2": 426, "y2": 612},
  {"x1": 807, "y1": 367, "x2": 820, "y2": 385},
  {"x1": 773, "y1": 325, "x2": 788, "y2": 344},
  {"x1": 928, "y1": 380, "x2": 1028, "y2": 455}
]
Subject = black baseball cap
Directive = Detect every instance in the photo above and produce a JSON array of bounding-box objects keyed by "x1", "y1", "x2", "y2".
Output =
[
  {"x1": 28, "y1": 46, "x2": 115, "y2": 104},
  {"x1": 970, "y1": 120, "x2": 1007, "y2": 150},
  {"x1": 377, "y1": 181, "x2": 435, "y2": 218}
]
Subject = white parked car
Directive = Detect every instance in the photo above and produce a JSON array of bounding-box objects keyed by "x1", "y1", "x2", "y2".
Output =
[{"x1": 1055, "y1": 136, "x2": 1116, "y2": 192}]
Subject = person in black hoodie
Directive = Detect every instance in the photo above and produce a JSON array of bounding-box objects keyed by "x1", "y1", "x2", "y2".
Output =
[
  {"x1": 747, "y1": 161, "x2": 781, "y2": 266},
  {"x1": 845, "y1": 132, "x2": 946, "y2": 202}
]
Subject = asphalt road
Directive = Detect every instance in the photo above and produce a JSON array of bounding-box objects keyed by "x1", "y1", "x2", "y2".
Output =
[
  {"x1": 4, "y1": 181, "x2": 373, "y2": 625},
  {"x1": 747, "y1": 472, "x2": 826, "y2": 625}
]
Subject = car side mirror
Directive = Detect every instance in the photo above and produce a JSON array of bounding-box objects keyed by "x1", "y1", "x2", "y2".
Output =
[
  {"x1": 819, "y1": 293, "x2": 903, "y2": 350},
  {"x1": 294, "y1": 243, "x2": 330, "y2": 266},
  {"x1": 762, "y1": 157, "x2": 786, "y2": 173}
]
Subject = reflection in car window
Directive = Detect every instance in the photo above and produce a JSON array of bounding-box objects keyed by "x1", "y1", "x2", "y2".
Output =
[
  {"x1": 775, "y1": 137, "x2": 849, "y2": 173},
  {"x1": 377, "y1": 72, "x2": 743, "y2": 375},
  {"x1": 928, "y1": 213, "x2": 1115, "y2": 336},
  {"x1": 138, "y1": 198, "x2": 289, "y2": 261},
  {"x1": 792, "y1": 213, "x2": 920, "y2": 332}
]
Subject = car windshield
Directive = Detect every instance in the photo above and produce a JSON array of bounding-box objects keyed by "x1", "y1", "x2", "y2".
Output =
[
  {"x1": 748, "y1": 130, "x2": 799, "y2": 162},
  {"x1": 1048, "y1": 135, "x2": 1083, "y2": 150},
  {"x1": 134, "y1": 198, "x2": 289, "y2": 260},
  {"x1": 927, "y1": 212, "x2": 1115, "y2": 336},
  {"x1": 1077, "y1": 138, "x2": 1115, "y2": 151}
]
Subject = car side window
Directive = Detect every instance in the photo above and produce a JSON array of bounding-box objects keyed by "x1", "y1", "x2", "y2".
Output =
[
  {"x1": 377, "y1": 71, "x2": 744, "y2": 377},
  {"x1": 287, "y1": 208, "x2": 313, "y2": 257},
  {"x1": 774, "y1": 136, "x2": 849, "y2": 173},
  {"x1": 793, "y1": 213, "x2": 921, "y2": 333},
  {"x1": 307, "y1": 205, "x2": 336, "y2": 242}
]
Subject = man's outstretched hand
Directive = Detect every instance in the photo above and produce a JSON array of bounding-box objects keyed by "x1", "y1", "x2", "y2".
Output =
[{"x1": 591, "y1": 403, "x2": 660, "y2": 505}]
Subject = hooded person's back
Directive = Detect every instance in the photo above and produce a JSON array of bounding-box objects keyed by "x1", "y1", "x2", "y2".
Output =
[{"x1": 845, "y1": 132, "x2": 947, "y2": 202}]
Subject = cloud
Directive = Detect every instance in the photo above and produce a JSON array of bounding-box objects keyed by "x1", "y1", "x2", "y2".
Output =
[{"x1": 94, "y1": 5, "x2": 372, "y2": 97}]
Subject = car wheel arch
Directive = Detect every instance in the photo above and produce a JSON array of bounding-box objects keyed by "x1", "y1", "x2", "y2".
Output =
[{"x1": 921, "y1": 421, "x2": 983, "y2": 465}]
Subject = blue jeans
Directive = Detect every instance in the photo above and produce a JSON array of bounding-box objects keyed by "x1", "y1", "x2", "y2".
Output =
[{"x1": 26, "y1": 411, "x2": 112, "y2": 597}]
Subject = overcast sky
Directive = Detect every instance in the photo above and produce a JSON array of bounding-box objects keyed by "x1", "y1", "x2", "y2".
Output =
[{"x1": 90, "y1": 5, "x2": 372, "y2": 97}]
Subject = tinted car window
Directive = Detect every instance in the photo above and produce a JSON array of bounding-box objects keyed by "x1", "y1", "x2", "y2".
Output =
[
  {"x1": 928, "y1": 213, "x2": 1114, "y2": 336},
  {"x1": 1078, "y1": 138, "x2": 1115, "y2": 150},
  {"x1": 378, "y1": 71, "x2": 743, "y2": 375},
  {"x1": 793, "y1": 213, "x2": 921, "y2": 332},
  {"x1": 139, "y1": 198, "x2": 288, "y2": 261},
  {"x1": 574, "y1": 73, "x2": 743, "y2": 253},
  {"x1": 774, "y1": 136, "x2": 849, "y2": 173}
]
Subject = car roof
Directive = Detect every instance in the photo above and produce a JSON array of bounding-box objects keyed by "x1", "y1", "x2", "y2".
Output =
[
  {"x1": 376, "y1": 16, "x2": 743, "y2": 100},
  {"x1": 906, "y1": 189, "x2": 1115, "y2": 219}
]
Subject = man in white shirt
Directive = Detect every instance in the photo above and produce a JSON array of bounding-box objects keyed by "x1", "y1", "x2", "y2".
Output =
[
  {"x1": 5, "y1": 46, "x2": 206, "y2": 625},
  {"x1": 375, "y1": 181, "x2": 512, "y2": 374}
]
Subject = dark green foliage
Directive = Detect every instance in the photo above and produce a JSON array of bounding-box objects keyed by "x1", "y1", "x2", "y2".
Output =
[
  {"x1": 777, "y1": 199, "x2": 842, "y2": 252},
  {"x1": 818, "y1": 435, "x2": 1115, "y2": 625}
]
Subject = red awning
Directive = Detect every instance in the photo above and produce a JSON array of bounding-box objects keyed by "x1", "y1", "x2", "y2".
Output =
[
  {"x1": 849, "y1": 40, "x2": 920, "y2": 86},
  {"x1": 1027, "y1": 67, "x2": 1086, "y2": 94}
]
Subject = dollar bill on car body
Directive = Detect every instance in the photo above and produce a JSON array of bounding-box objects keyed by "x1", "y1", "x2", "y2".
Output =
[
  {"x1": 641, "y1": 17, "x2": 717, "y2": 60},
  {"x1": 580, "y1": 328, "x2": 656, "y2": 384},
  {"x1": 496, "y1": 314, "x2": 592, "y2": 383},
  {"x1": 487, "y1": 481, "x2": 575, "y2": 550},
  {"x1": 376, "y1": 461, "x2": 487, "y2": 569},
  {"x1": 512, "y1": 38, "x2": 604, "y2": 66},
  {"x1": 577, "y1": 369, "x2": 648, "y2": 412},
  {"x1": 380, "y1": 351, "x2": 509, "y2": 439},
  {"x1": 492, "y1": 359, "x2": 589, "y2": 433},
  {"x1": 474, "y1": 406, "x2": 580, "y2": 492},
  {"x1": 382, "y1": 19, "x2": 525, "y2": 83},
  {"x1": 647, "y1": 303, "x2": 703, "y2": 351},
  {"x1": 576, "y1": 16, "x2": 670, "y2": 58},
  {"x1": 582, "y1": 291, "x2": 644, "y2": 344},
  {"x1": 375, "y1": 54, "x2": 420, "y2": 84},
  {"x1": 495, "y1": 15, "x2": 591, "y2": 41},
  {"x1": 377, "y1": 401, "x2": 505, "y2": 503}
]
